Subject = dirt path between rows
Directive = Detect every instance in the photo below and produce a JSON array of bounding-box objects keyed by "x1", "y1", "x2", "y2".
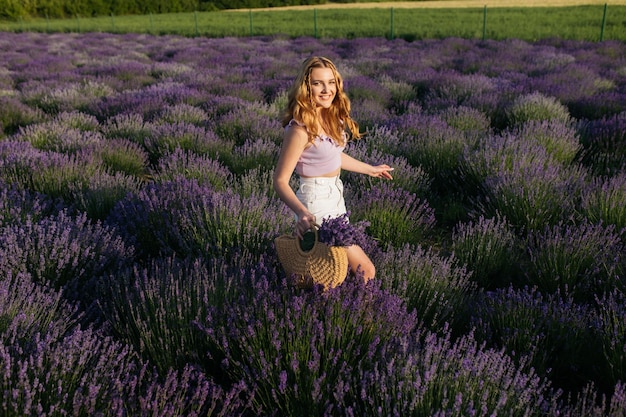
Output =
[{"x1": 245, "y1": 0, "x2": 626, "y2": 11}]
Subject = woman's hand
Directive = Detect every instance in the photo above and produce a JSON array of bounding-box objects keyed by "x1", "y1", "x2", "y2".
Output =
[
  {"x1": 296, "y1": 212, "x2": 317, "y2": 239},
  {"x1": 341, "y1": 154, "x2": 394, "y2": 180},
  {"x1": 369, "y1": 164, "x2": 394, "y2": 180}
]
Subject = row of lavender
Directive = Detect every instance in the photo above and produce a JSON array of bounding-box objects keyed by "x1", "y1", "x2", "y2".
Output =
[{"x1": 0, "y1": 31, "x2": 625, "y2": 415}]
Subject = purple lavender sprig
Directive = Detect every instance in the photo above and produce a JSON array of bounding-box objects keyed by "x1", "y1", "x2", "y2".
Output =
[{"x1": 317, "y1": 212, "x2": 371, "y2": 249}]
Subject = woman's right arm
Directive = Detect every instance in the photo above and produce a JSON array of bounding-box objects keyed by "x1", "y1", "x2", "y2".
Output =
[{"x1": 273, "y1": 127, "x2": 316, "y2": 237}]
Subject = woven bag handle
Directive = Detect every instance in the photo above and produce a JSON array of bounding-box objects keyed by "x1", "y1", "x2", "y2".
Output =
[{"x1": 297, "y1": 222, "x2": 321, "y2": 255}]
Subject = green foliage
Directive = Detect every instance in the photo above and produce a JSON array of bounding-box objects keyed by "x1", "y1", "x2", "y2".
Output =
[
  {"x1": 30, "y1": 154, "x2": 102, "y2": 201},
  {"x1": 507, "y1": 92, "x2": 572, "y2": 126},
  {"x1": 2, "y1": 5, "x2": 625, "y2": 43},
  {"x1": 94, "y1": 138, "x2": 150, "y2": 177},
  {"x1": 0, "y1": 97, "x2": 46, "y2": 136}
]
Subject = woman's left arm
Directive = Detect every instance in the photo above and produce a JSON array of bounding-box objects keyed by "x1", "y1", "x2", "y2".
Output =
[{"x1": 341, "y1": 153, "x2": 394, "y2": 180}]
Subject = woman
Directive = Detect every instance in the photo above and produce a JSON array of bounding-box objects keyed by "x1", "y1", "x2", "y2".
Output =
[{"x1": 273, "y1": 56, "x2": 394, "y2": 282}]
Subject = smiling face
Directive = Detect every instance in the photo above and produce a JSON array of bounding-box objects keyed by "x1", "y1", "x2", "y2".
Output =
[{"x1": 309, "y1": 67, "x2": 336, "y2": 111}]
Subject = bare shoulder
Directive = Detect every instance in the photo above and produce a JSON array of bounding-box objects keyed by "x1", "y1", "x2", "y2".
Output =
[{"x1": 284, "y1": 123, "x2": 309, "y2": 146}]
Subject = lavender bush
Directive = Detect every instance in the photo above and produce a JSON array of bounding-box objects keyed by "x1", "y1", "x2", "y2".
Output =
[
  {"x1": 577, "y1": 112, "x2": 626, "y2": 176},
  {"x1": 109, "y1": 178, "x2": 292, "y2": 260},
  {"x1": 93, "y1": 138, "x2": 150, "y2": 177},
  {"x1": 595, "y1": 290, "x2": 626, "y2": 392},
  {"x1": 341, "y1": 141, "x2": 433, "y2": 197},
  {"x1": 0, "y1": 210, "x2": 133, "y2": 303},
  {"x1": 524, "y1": 221, "x2": 625, "y2": 299},
  {"x1": 0, "y1": 96, "x2": 45, "y2": 136},
  {"x1": 440, "y1": 105, "x2": 492, "y2": 142},
  {"x1": 374, "y1": 244, "x2": 475, "y2": 331},
  {"x1": 0, "y1": 181, "x2": 59, "y2": 227},
  {"x1": 347, "y1": 182, "x2": 436, "y2": 247},
  {"x1": 155, "y1": 147, "x2": 234, "y2": 190},
  {"x1": 580, "y1": 173, "x2": 626, "y2": 230},
  {"x1": 451, "y1": 215, "x2": 519, "y2": 288},
  {"x1": 469, "y1": 132, "x2": 586, "y2": 231},
  {"x1": 197, "y1": 274, "x2": 417, "y2": 416},
  {"x1": 390, "y1": 112, "x2": 467, "y2": 191},
  {"x1": 70, "y1": 170, "x2": 143, "y2": 220},
  {"x1": 1, "y1": 31, "x2": 625, "y2": 414},
  {"x1": 144, "y1": 121, "x2": 232, "y2": 166},
  {"x1": 351, "y1": 328, "x2": 562, "y2": 416},
  {"x1": 506, "y1": 92, "x2": 573, "y2": 126},
  {"x1": 0, "y1": 271, "x2": 81, "y2": 346},
  {"x1": 471, "y1": 286, "x2": 601, "y2": 394},
  {"x1": 99, "y1": 255, "x2": 243, "y2": 375},
  {"x1": 102, "y1": 113, "x2": 157, "y2": 147},
  {"x1": 512, "y1": 119, "x2": 581, "y2": 165}
]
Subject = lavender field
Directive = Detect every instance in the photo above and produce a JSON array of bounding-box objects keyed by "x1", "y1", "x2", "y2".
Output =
[{"x1": 0, "y1": 31, "x2": 625, "y2": 416}]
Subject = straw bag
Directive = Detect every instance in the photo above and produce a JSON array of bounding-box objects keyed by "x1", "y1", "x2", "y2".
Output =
[{"x1": 274, "y1": 226, "x2": 348, "y2": 290}]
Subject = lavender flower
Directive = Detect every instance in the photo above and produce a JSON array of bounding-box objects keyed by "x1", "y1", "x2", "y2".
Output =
[
  {"x1": 0, "y1": 180, "x2": 59, "y2": 227},
  {"x1": 317, "y1": 212, "x2": 372, "y2": 249}
]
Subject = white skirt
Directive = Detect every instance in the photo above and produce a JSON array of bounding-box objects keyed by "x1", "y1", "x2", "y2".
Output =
[{"x1": 295, "y1": 175, "x2": 347, "y2": 222}]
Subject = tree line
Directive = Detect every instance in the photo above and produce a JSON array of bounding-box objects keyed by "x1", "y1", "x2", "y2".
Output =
[{"x1": 0, "y1": 0, "x2": 337, "y2": 20}]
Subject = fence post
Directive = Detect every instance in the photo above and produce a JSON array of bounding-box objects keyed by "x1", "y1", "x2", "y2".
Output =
[
  {"x1": 390, "y1": 7, "x2": 394, "y2": 39},
  {"x1": 249, "y1": 9, "x2": 253, "y2": 36},
  {"x1": 600, "y1": 3, "x2": 608, "y2": 41},
  {"x1": 314, "y1": 9, "x2": 318, "y2": 38},
  {"x1": 482, "y1": 5, "x2": 487, "y2": 41}
]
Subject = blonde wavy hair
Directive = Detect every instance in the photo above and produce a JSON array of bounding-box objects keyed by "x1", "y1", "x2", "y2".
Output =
[{"x1": 281, "y1": 56, "x2": 361, "y2": 146}]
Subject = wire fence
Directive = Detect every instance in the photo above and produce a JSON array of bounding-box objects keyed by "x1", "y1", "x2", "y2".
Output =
[{"x1": 7, "y1": 3, "x2": 624, "y2": 42}]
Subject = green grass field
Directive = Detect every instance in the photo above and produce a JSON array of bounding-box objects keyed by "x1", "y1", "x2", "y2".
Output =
[{"x1": 0, "y1": 5, "x2": 624, "y2": 41}]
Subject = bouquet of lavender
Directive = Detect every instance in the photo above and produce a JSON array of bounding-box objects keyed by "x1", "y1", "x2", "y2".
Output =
[{"x1": 317, "y1": 213, "x2": 371, "y2": 249}]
